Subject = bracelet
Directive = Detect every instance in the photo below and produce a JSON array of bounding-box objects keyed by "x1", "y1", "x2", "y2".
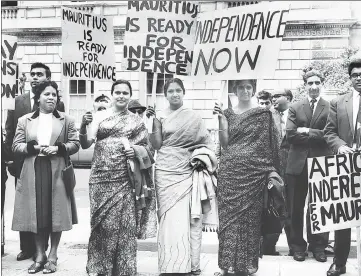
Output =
[{"x1": 79, "y1": 133, "x2": 87, "y2": 137}]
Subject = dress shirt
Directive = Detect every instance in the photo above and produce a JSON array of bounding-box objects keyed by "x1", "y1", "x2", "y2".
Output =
[
  {"x1": 308, "y1": 96, "x2": 320, "y2": 115},
  {"x1": 30, "y1": 92, "x2": 36, "y2": 111},
  {"x1": 280, "y1": 109, "x2": 288, "y2": 138},
  {"x1": 37, "y1": 112, "x2": 53, "y2": 147}
]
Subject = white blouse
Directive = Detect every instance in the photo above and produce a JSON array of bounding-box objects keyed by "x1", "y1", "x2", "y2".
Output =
[{"x1": 37, "y1": 112, "x2": 53, "y2": 146}]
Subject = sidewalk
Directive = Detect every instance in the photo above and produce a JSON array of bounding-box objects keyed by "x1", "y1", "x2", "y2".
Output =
[{"x1": 1, "y1": 240, "x2": 360, "y2": 276}]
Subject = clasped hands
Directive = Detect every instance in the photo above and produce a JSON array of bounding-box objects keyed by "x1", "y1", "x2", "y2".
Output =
[
  {"x1": 296, "y1": 127, "x2": 309, "y2": 134},
  {"x1": 35, "y1": 145, "x2": 58, "y2": 156}
]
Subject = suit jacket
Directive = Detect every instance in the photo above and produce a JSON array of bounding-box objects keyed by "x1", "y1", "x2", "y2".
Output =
[
  {"x1": 12, "y1": 110, "x2": 79, "y2": 232},
  {"x1": 324, "y1": 92, "x2": 354, "y2": 153},
  {"x1": 4, "y1": 92, "x2": 65, "y2": 177},
  {"x1": 286, "y1": 97, "x2": 332, "y2": 175}
]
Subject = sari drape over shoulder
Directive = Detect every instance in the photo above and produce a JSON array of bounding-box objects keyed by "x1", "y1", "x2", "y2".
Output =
[
  {"x1": 155, "y1": 107, "x2": 213, "y2": 273},
  {"x1": 218, "y1": 107, "x2": 280, "y2": 275}
]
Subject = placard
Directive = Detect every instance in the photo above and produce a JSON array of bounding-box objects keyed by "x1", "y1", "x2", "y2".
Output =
[
  {"x1": 308, "y1": 153, "x2": 361, "y2": 234},
  {"x1": 1, "y1": 35, "x2": 18, "y2": 110},
  {"x1": 191, "y1": 2, "x2": 289, "y2": 80},
  {"x1": 123, "y1": 1, "x2": 198, "y2": 76},
  {"x1": 61, "y1": 7, "x2": 116, "y2": 81}
]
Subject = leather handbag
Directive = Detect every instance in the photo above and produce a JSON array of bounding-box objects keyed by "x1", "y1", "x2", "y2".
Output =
[{"x1": 62, "y1": 149, "x2": 76, "y2": 197}]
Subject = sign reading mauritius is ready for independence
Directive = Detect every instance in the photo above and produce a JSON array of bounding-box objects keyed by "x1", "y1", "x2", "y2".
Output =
[
  {"x1": 61, "y1": 7, "x2": 116, "y2": 82},
  {"x1": 308, "y1": 153, "x2": 361, "y2": 234}
]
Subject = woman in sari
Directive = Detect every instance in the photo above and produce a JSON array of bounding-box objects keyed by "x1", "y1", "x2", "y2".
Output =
[
  {"x1": 213, "y1": 80, "x2": 280, "y2": 276},
  {"x1": 80, "y1": 80, "x2": 155, "y2": 276},
  {"x1": 146, "y1": 78, "x2": 213, "y2": 275}
]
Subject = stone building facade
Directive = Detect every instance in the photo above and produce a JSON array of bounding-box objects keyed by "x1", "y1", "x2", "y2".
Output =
[{"x1": 2, "y1": 1, "x2": 361, "y2": 129}]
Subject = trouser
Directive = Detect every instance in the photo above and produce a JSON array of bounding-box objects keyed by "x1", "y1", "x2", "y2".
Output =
[
  {"x1": 287, "y1": 164, "x2": 329, "y2": 253},
  {"x1": 333, "y1": 228, "x2": 351, "y2": 266},
  {"x1": 262, "y1": 224, "x2": 291, "y2": 254}
]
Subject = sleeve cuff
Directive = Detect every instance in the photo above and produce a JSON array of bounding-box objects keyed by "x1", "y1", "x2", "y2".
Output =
[
  {"x1": 55, "y1": 142, "x2": 66, "y2": 155},
  {"x1": 26, "y1": 140, "x2": 38, "y2": 154}
]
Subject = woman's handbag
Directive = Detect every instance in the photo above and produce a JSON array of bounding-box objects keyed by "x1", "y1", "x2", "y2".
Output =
[{"x1": 62, "y1": 150, "x2": 76, "y2": 197}]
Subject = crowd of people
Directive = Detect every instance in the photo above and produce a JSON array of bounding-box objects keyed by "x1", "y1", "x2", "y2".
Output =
[{"x1": 1, "y1": 57, "x2": 361, "y2": 276}]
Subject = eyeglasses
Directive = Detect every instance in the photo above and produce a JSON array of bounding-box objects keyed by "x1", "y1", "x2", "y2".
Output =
[
  {"x1": 30, "y1": 72, "x2": 44, "y2": 77},
  {"x1": 307, "y1": 81, "x2": 321, "y2": 85},
  {"x1": 130, "y1": 109, "x2": 144, "y2": 115},
  {"x1": 351, "y1": 73, "x2": 361, "y2": 79}
]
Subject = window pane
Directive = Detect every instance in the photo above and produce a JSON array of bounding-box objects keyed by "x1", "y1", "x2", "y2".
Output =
[
  {"x1": 91, "y1": 81, "x2": 94, "y2": 94},
  {"x1": 78, "y1": 80, "x2": 86, "y2": 94},
  {"x1": 70, "y1": 80, "x2": 77, "y2": 94}
]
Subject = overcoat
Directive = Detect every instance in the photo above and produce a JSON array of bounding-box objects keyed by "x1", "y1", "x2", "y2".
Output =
[{"x1": 11, "y1": 109, "x2": 79, "y2": 233}]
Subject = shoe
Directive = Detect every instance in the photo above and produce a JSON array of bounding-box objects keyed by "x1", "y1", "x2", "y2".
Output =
[
  {"x1": 327, "y1": 263, "x2": 346, "y2": 276},
  {"x1": 16, "y1": 251, "x2": 33, "y2": 261},
  {"x1": 191, "y1": 269, "x2": 202, "y2": 275},
  {"x1": 293, "y1": 251, "x2": 306, "y2": 261},
  {"x1": 264, "y1": 250, "x2": 280, "y2": 256},
  {"x1": 43, "y1": 258, "x2": 58, "y2": 274},
  {"x1": 313, "y1": 251, "x2": 327, "y2": 262},
  {"x1": 28, "y1": 259, "x2": 47, "y2": 274}
]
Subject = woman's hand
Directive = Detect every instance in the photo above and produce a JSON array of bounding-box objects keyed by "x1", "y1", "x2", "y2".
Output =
[
  {"x1": 124, "y1": 147, "x2": 135, "y2": 158},
  {"x1": 213, "y1": 102, "x2": 224, "y2": 118},
  {"x1": 81, "y1": 111, "x2": 93, "y2": 126},
  {"x1": 41, "y1": 146, "x2": 58, "y2": 156},
  {"x1": 146, "y1": 106, "x2": 156, "y2": 118}
]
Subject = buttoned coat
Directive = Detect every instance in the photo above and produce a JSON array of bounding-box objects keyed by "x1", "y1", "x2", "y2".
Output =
[
  {"x1": 285, "y1": 97, "x2": 332, "y2": 175},
  {"x1": 11, "y1": 110, "x2": 79, "y2": 233}
]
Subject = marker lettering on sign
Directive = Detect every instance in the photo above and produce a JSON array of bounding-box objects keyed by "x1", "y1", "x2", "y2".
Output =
[
  {"x1": 1, "y1": 37, "x2": 18, "y2": 100},
  {"x1": 128, "y1": 1, "x2": 198, "y2": 18}
]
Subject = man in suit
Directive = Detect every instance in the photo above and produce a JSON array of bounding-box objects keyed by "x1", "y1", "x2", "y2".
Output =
[
  {"x1": 262, "y1": 88, "x2": 293, "y2": 255},
  {"x1": 256, "y1": 90, "x2": 273, "y2": 110},
  {"x1": 323, "y1": 57, "x2": 361, "y2": 276},
  {"x1": 286, "y1": 69, "x2": 331, "y2": 262},
  {"x1": 4, "y1": 62, "x2": 65, "y2": 261}
]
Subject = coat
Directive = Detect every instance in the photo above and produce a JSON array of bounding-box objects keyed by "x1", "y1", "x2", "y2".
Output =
[
  {"x1": 5, "y1": 92, "x2": 65, "y2": 178},
  {"x1": 324, "y1": 92, "x2": 355, "y2": 152},
  {"x1": 11, "y1": 110, "x2": 79, "y2": 233},
  {"x1": 285, "y1": 97, "x2": 332, "y2": 175}
]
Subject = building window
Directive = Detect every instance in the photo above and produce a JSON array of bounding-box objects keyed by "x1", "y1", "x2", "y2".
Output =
[
  {"x1": 69, "y1": 80, "x2": 94, "y2": 94},
  {"x1": 227, "y1": 1, "x2": 259, "y2": 8},
  {"x1": 1, "y1": 1, "x2": 18, "y2": 7},
  {"x1": 146, "y1": 73, "x2": 173, "y2": 95}
]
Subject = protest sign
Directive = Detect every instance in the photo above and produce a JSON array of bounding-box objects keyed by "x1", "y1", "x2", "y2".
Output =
[
  {"x1": 123, "y1": 1, "x2": 198, "y2": 76},
  {"x1": 61, "y1": 7, "x2": 116, "y2": 82},
  {"x1": 191, "y1": 2, "x2": 289, "y2": 80},
  {"x1": 308, "y1": 153, "x2": 361, "y2": 234},
  {"x1": 1, "y1": 35, "x2": 18, "y2": 110}
]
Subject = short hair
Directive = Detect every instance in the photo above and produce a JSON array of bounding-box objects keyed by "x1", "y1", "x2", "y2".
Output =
[
  {"x1": 302, "y1": 67, "x2": 324, "y2": 83},
  {"x1": 111, "y1": 79, "x2": 132, "y2": 97},
  {"x1": 256, "y1": 90, "x2": 272, "y2": 101},
  {"x1": 284, "y1": 88, "x2": 293, "y2": 102},
  {"x1": 30, "y1": 62, "x2": 51, "y2": 79},
  {"x1": 231, "y1": 79, "x2": 257, "y2": 96},
  {"x1": 348, "y1": 57, "x2": 361, "y2": 76},
  {"x1": 163, "y1": 78, "x2": 185, "y2": 96},
  {"x1": 94, "y1": 94, "x2": 110, "y2": 102},
  {"x1": 33, "y1": 80, "x2": 60, "y2": 105}
]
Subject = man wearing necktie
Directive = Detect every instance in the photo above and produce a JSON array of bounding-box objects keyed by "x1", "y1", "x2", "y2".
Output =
[
  {"x1": 4, "y1": 62, "x2": 64, "y2": 261},
  {"x1": 286, "y1": 68, "x2": 331, "y2": 263},
  {"x1": 324, "y1": 57, "x2": 361, "y2": 276}
]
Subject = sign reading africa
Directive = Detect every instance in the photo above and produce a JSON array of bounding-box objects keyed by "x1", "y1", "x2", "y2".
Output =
[
  {"x1": 61, "y1": 7, "x2": 116, "y2": 81},
  {"x1": 123, "y1": 1, "x2": 198, "y2": 76},
  {"x1": 191, "y1": 2, "x2": 289, "y2": 80},
  {"x1": 1, "y1": 35, "x2": 18, "y2": 110},
  {"x1": 308, "y1": 153, "x2": 361, "y2": 234}
]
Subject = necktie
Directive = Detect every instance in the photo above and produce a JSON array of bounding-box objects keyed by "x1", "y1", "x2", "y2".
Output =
[
  {"x1": 279, "y1": 111, "x2": 285, "y2": 137},
  {"x1": 310, "y1": 98, "x2": 317, "y2": 114},
  {"x1": 354, "y1": 95, "x2": 361, "y2": 148}
]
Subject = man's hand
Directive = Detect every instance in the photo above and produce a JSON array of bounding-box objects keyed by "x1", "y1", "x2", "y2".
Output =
[
  {"x1": 124, "y1": 147, "x2": 135, "y2": 158},
  {"x1": 297, "y1": 127, "x2": 309, "y2": 134},
  {"x1": 338, "y1": 145, "x2": 355, "y2": 154},
  {"x1": 81, "y1": 111, "x2": 93, "y2": 126}
]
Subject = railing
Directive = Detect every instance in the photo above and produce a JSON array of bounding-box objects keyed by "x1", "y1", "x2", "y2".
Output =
[{"x1": 1, "y1": 7, "x2": 18, "y2": 19}]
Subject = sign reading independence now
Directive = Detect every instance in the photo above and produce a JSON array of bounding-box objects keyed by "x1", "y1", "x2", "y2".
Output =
[
  {"x1": 191, "y1": 2, "x2": 289, "y2": 80},
  {"x1": 123, "y1": 1, "x2": 198, "y2": 76},
  {"x1": 61, "y1": 7, "x2": 116, "y2": 81},
  {"x1": 308, "y1": 153, "x2": 361, "y2": 234}
]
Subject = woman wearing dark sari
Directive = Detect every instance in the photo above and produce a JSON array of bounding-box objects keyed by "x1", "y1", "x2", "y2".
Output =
[
  {"x1": 79, "y1": 80, "x2": 156, "y2": 276},
  {"x1": 213, "y1": 80, "x2": 280, "y2": 276},
  {"x1": 147, "y1": 78, "x2": 214, "y2": 275}
]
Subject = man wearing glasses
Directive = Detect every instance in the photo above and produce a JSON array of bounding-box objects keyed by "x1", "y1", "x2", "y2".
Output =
[
  {"x1": 4, "y1": 62, "x2": 64, "y2": 261},
  {"x1": 324, "y1": 57, "x2": 361, "y2": 276},
  {"x1": 285, "y1": 68, "x2": 331, "y2": 263},
  {"x1": 128, "y1": 99, "x2": 147, "y2": 119}
]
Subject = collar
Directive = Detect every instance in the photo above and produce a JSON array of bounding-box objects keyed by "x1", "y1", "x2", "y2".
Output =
[
  {"x1": 352, "y1": 87, "x2": 361, "y2": 97},
  {"x1": 308, "y1": 96, "x2": 320, "y2": 103},
  {"x1": 31, "y1": 108, "x2": 61, "y2": 119}
]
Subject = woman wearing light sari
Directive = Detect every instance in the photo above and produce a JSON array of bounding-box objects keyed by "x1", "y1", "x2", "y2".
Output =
[{"x1": 147, "y1": 78, "x2": 214, "y2": 275}]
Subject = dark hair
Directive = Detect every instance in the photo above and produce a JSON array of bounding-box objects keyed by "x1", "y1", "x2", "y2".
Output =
[
  {"x1": 111, "y1": 79, "x2": 132, "y2": 97},
  {"x1": 33, "y1": 80, "x2": 60, "y2": 105},
  {"x1": 302, "y1": 67, "x2": 324, "y2": 83},
  {"x1": 31, "y1": 62, "x2": 51, "y2": 79},
  {"x1": 232, "y1": 79, "x2": 257, "y2": 96},
  {"x1": 163, "y1": 78, "x2": 185, "y2": 96},
  {"x1": 284, "y1": 88, "x2": 293, "y2": 102},
  {"x1": 256, "y1": 90, "x2": 272, "y2": 101},
  {"x1": 348, "y1": 57, "x2": 361, "y2": 76}
]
